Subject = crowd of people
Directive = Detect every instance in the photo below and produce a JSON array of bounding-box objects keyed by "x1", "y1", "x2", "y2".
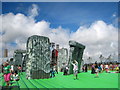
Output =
[
  {"x1": 50, "y1": 60, "x2": 79, "y2": 80},
  {"x1": 82, "y1": 62, "x2": 120, "y2": 78},
  {"x1": 1, "y1": 59, "x2": 120, "y2": 86},
  {"x1": 50, "y1": 60, "x2": 120, "y2": 80},
  {"x1": 1, "y1": 61, "x2": 22, "y2": 86}
]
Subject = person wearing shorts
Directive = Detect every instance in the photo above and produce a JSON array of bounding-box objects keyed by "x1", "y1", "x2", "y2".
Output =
[
  {"x1": 105, "y1": 64, "x2": 109, "y2": 73},
  {"x1": 74, "y1": 70, "x2": 78, "y2": 76},
  {"x1": 3, "y1": 62, "x2": 11, "y2": 86},
  {"x1": 71, "y1": 60, "x2": 78, "y2": 80}
]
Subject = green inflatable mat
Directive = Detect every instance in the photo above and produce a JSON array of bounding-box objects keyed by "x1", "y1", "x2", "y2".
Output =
[{"x1": 0, "y1": 71, "x2": 119, "y2": 89}]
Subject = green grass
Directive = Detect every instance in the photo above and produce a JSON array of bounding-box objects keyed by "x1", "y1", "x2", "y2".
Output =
[{"x1": 0, "y1": 71, "x2": 119, "y2": 88}]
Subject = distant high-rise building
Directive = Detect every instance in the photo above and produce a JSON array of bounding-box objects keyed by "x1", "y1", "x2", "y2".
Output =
[{"x1": 4, "y1": 49, "x2": 8, "y2": 57}]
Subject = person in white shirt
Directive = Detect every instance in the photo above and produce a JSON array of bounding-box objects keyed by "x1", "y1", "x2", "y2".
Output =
[
  {"x1": 71, "y1": 60, "x2": 78, "y2": 80},
  {"x1": 100, "y1": 64, "x2": 103, "y2": 72},
  {"x1": 105, "y1": 64, "x2": 109, "y2": 73},
  {"x1": 10, "y1": 65, "x2": 14, "y2": 73}
]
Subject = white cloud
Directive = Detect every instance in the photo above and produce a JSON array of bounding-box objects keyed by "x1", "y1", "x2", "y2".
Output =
[
  {"x1": 0, "y1": 4, "x2": 118, "y2": 63},
  {"x1": 28, "y1": 4, "x2": 39, "y2": 18},
  {"x1": 113, "y1": 14, "x2": 116, "y2": 17},
  {"x1": 112, "y1": 12, "x2": 116, "y2": 17},
  {"x1": 70, "y1": 20, "x2": 118, "y2": 62},
  {"x1": 48, "y1": 26, "x2": 70, "y2": 48}
]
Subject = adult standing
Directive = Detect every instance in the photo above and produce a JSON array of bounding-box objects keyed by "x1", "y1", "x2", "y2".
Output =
[
  {"x1": 91, "y1": 64, "x2": 95, "y2": 74},
  {"x1": 2, "y1": 64, "x2": 4, "y2": 73},
  {"x1": 94, "y1": 63, "x2": 99, "y2": 78},
  {"x1": 85, "y1": 64, "x2": 88, "y2": 72},
  {"x1": 71, "y1": 60, "x2": 78, "y2": 80},
  {"x1": 112, "y1": 64, "x2": 114, "y2": 71},
  {"x1": 100, "y1": 63, "x2": 103, "y2": 72},
  {"x1": 105, "y1": 64, "x2": 109, "y2": 73},
  {"x1": 118, "y1": 63, "x2": 120, "y2": 73},
  {"x1": 82, "y1": 65, "x2": 85, "y2": 72}
]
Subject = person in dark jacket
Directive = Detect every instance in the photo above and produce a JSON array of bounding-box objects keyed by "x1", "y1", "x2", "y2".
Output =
[
  {"x1": 94, "y1": 63, "x2": 99, "y2": 78},
  {"x1": 63, "y1": 66, "x2": 69, "y2": 75},
  {"x1": 91, "y1": 64, "x2": 95, "y2": 74},
  {"x1": 85, "y1": 64, "x2": 88, "y2": 72},
  {"x1": 2, "y1": 64, "x2": 4, "y2": 73}
]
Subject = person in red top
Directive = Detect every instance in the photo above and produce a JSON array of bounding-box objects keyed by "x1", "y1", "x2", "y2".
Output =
[
  {"x1": 112, "y1": 64, "x2": 114, "y2": 71},
  {"x1": 55, "y1": 49, "x2": 58, "y2": 57},
  {"x1": 52, "y1": 49, "x2": 58, "y2": 65},
  {"x1": 51, "y1": 49, "x2": 58, "y2": 74}
]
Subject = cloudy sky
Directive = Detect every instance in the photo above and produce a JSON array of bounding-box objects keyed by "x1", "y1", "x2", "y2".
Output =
[{"x1": 1, "y1": 2, "x2": 118, "y2": 63}]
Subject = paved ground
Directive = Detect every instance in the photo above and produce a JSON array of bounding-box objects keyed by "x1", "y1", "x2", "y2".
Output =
[{"x1": 0, "y1": 71, "x2": 119, "y2": 89}]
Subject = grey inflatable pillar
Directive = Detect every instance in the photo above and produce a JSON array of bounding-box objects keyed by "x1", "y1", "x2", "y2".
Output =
[
  {"x1": 26, "y1": 35, "x2": 51, "y2": 79},
  {"x1": 68, "y1": 41, "x2": 85, "y2": 74}
]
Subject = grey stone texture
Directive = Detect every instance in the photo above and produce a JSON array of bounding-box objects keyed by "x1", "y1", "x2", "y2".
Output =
[
  {"x1": 26, "y1": 35, "x2": 51, "y2": 79},
  {"x1": 58, "y1": 48, "x2": 68, "y2": 71},
  {"x1": 13, "y1": 50, "x2": 26, "y2": 66},
  {"x1": 22, "y1": 54, "x2": 28, "y2": 72},
  {"x1": 68, "y1": 41, "x2": 85, "y2": 74}
]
